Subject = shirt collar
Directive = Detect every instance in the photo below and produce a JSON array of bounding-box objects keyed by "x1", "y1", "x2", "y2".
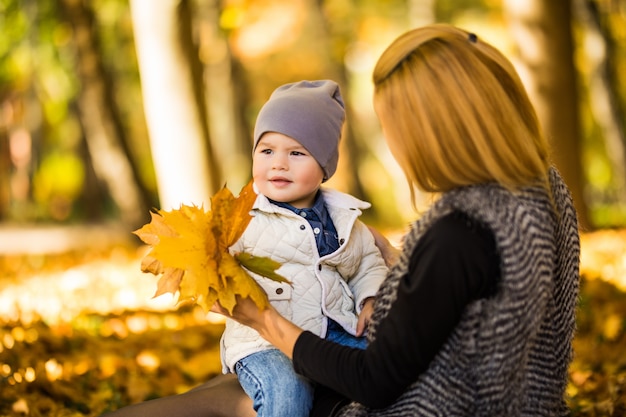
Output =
[{"x1": 270, "y1": 191, "x2": 328, "y2": 223}]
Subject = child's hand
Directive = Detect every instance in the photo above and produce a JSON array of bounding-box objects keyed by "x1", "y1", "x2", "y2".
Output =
[
  {"x1": 367, "y1": 226, "x2": 400, "y2": 267},
  {"x1": 356, "y1": 297, "x2": 375, "y2": 336}
]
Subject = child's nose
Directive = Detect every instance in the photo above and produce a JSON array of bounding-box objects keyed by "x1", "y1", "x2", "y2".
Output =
[{"x1": 272, "y1": 153, "x2": 288, "y2": 169}]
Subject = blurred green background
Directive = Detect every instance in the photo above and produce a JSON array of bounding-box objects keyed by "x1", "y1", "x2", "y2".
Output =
[{"x1": 1, "y1": 0, "x2": 625, "y2": 234}]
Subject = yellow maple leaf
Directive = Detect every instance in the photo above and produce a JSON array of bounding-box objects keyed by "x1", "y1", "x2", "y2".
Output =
[{"x1": 133, "y1": 180, "x2": 290, "y2": 313}]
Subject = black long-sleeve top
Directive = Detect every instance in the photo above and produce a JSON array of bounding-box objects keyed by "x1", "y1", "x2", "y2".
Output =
[{"x1": 293, "y1": 211, "x2": 500, "y2": 410}]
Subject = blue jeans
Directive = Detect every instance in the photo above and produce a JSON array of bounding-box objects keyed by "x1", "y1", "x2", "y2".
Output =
[{"x1": 235, "y1": 319, "x2": 366, "y2": 417}]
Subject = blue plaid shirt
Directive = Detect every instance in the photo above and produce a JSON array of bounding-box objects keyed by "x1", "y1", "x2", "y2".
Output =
[{"x1": 270, "y1": 192, "x2": 339, "y2": 257}]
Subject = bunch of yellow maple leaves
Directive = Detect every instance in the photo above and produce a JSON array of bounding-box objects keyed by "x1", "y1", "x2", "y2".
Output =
[{"x1": 133, "y1": 180, "x2": 288, "y2": 314}]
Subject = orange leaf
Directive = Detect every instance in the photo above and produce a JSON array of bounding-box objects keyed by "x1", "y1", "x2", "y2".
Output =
[
  {"x1": 154, "y1": 267, "x2": 184, "y2": 298},
  {"x1": 210, "y1": 181, "x2": 257, "y2": 251},
  {"x1": 133, "y1": 179, "x2": 274, "y2": 314},
  {"x1": 140, "y1": 254, "x2": 163, "y2": 275},
  {"x1": 133, "y1": 211, "x2": 177, "y2": 245},
  {"x1": 218, "y1": 253, "x2": 269, "y2": 313},
  {"x1": 224, "y1": 181, "x2": 256, "y2": 247}
]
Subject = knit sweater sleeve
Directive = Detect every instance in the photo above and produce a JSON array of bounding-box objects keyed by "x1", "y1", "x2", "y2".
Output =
[{"x1": 293, "y1": 212, "x2": 500, "y2": 409}]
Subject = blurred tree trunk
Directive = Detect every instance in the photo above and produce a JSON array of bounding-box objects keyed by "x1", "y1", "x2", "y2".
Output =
[
  {"x1": 314, "y1": 0, "x2": 367, "y2": 200},
  {"x1": 130, "y1": 0, "x2": 220, "y2": 211},
  {"x1": 194, "y1": 0, "x2": 252, "y2": 192},
  {"x1": 504, "y1": 0, "x2": 592, "y2": 231},
  {"x1": 0, "y1": 122, "x2": 9, "y2": 220},
  {"x1": 58, "y1": 0, "x2": 152, "y2": 227},
  {"x1": 314, "y1": 0, "x2": 405, "y2": 223},
  {"x1": 71, "y1": 100, "x2": 108, "y2": 221},
  {"x1": 316, "y1": 0, "x2": 417, "y2": 225},
  {"x1": 578, "y1": 0, "x2": 626, "y2": 207}
]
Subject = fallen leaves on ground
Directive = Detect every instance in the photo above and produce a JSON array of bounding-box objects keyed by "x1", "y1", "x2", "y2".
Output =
[
  {"x1": 1, "y1": 305, "x2": 225, "y2": 416},
  {"x1": 0, "y1": 229, "x2": 624, "y2": 416}
]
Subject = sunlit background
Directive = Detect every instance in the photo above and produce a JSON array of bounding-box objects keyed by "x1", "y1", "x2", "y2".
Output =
[
  {"x1": 1, "y1": 0, "x2": 626, "y2": 415},
  {"x1": 2, "y1": 0, "x2": 626, "y2": 229}
]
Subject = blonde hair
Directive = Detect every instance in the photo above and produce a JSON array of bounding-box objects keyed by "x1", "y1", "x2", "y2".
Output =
[{"x1": 373, "y1": 24, "x2": 551, "y2": 202}]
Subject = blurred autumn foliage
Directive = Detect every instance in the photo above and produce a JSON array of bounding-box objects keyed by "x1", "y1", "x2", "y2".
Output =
[
  {"x1": 2, "y1": 0, "x2": 626, "y2": 415},
  {"x1": 570, "y1": 229, "x2": 626, "y2": 415},
  {"x1": 0, "y1": 239, "x2": 227, "y2": 416},
  {"x1": 0, "y1": 228, "x2": 625, "y2": 416}
]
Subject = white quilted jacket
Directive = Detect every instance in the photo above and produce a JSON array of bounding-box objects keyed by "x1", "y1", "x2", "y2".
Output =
[{"x1": 220, "y1": 187, "x2": 388, "y2": 372}]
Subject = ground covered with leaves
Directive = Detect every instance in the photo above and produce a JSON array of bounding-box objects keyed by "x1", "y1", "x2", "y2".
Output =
[{"x1": 1, "y1": 229, "x2": 625, "y2": 416}]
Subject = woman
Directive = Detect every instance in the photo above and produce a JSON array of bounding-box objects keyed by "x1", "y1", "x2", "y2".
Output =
[{"x1": 213, "y1": 23, "x2": 580, "y2": 416}]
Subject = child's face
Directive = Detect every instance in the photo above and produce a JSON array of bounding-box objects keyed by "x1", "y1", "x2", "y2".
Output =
[{"x1": 253, "y1": 132, "x2": 324, "y2": 208}]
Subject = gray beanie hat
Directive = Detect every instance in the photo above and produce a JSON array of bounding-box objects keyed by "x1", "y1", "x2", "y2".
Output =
[{"x1": 253, "y1": 80, "x2": 345, "y2": 180}]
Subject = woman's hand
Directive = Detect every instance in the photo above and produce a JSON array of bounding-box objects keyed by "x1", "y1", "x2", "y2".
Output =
[
  {"x1": 211, "y1": 296, "x2": 304, "y2": 359},
  {"x1": 210, "y1": 295, "x2": 268, "y2": 330}
]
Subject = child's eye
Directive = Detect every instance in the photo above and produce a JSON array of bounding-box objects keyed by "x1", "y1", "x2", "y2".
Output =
[
  {"x1": 259, "y1": 148, "x2": 273, "y2": 155},
  {"x1": 290, "y1": 151, "x2": 305, "y2": 156}
]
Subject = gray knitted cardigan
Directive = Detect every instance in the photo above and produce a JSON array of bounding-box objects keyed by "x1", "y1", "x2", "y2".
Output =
[{"x1": 340, "y1": 167, "x2": 580, "y2": 417}]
